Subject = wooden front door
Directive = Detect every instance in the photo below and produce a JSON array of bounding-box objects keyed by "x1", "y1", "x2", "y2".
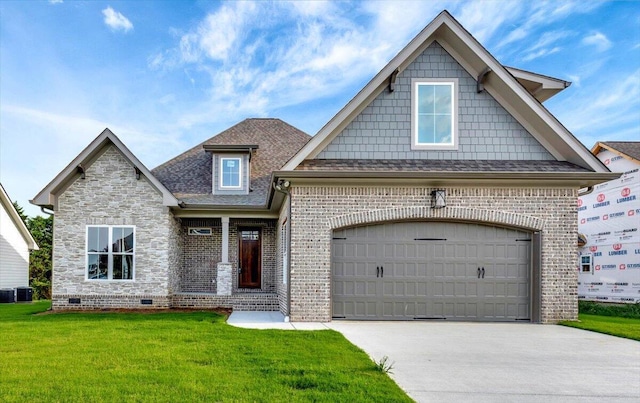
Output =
[{"x1": 238, "y1": 227, "x2": 261, "y2": 288}]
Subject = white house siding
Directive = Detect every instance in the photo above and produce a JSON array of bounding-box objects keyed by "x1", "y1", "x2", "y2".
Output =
[
  {"x1": 0, "y1": 201, "x2": 30, "y2": 289},
  {"x1": 52, "y1": 145, "x2": 179, "y2": 309},
  {"x1": 577, "y1": 151, "x2": 640, "y2": 302},
  {"x1": 289, "y1": 186, "x2": 578, "y2": 323}
]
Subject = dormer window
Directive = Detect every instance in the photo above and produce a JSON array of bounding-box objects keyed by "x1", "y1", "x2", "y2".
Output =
[
  {"x1": 411, "y1": 78, "x2": 458, "y2": 150},
  {"x1": 203, "y1": 144, "x2": 258, "y2": 195},
  {"x1": 220, "y1": 157, "x2": 242, "y2": 189}
]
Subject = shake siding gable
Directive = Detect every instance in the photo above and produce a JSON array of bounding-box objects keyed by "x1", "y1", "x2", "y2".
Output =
[
  {"x1": 316, "y1": 42, "x2": 554, "y2": 161},
  {"x1": 52, "y1": 145, "x2": 179, "y2": 309}
]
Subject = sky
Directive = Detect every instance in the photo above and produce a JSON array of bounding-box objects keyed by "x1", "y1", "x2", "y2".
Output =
[{"x1": 1, "y1": 0, "x2": 639, "y2": 217}]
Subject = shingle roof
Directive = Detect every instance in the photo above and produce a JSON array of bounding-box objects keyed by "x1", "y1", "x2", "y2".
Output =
[
  {"x1": 295, "y1": 159, "x2": 592, "y2": 173},
  {"x1": 601, "y1": 142, "x2": 640, "y2": 161},
  {"x1": 152, "y1": 119, "x2": 310, "y2": 206}
]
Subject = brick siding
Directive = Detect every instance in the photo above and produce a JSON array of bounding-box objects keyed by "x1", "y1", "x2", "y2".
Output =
[{"x1": 289, "y1": 185, "x2": 578, "y2": 323}]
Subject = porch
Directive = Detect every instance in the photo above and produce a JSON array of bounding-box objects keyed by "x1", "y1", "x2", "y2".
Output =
[{"x1": 174, "y1": 218, "x2": 286, "y2": 312}]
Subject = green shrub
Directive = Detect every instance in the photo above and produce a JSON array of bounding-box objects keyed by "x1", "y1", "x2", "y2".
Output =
[{"x1": 578, "y1": 301, "x2": 640, "y2": 319}]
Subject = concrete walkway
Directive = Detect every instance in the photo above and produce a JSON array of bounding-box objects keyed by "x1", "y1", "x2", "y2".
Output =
[
  {"x1": 227, "y1": 311, "x2": 330, "y2": 330},
  {"x1": 228, "y1": 313, "x2": 640, "y2": 402}
]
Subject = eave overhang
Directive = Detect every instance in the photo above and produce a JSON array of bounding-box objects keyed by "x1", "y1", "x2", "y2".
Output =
[
  {"x1": 591, "y1": 142, "x2": 640, "y2": 165},
  {"x1": 0, "y1": 184, "x2": 39, "y2": 250},
  {"x1": 203, "y1": 144, "x2": 259, "y2": 153},
  {"x1": 274, "y1": 170, "x2": 620, "y2": 189}
]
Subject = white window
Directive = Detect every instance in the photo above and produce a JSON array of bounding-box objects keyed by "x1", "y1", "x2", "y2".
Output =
[
  {"x1": 86, "y1": 226, "x2": 135, "y2": 280},
  {"x1": 188, "y1": 227, "x2": 212, "y2": 236},
  {"x1": 412, "y1": 79, "x2": 458, "y2": 150},
  {"x1": 220, "y1": 157, "x2": 242, "y2": 189}
]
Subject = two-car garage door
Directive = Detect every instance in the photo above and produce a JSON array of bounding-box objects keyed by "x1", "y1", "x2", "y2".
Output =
[{"x1": 332, "y1": 221, "x2": 531, "y2": 321}]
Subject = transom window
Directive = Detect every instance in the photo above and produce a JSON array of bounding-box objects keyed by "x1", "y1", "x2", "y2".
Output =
[
  {"x1": 86, "y1": 226, "x2": 134, "y2": 280},
  {"x1": 220, "y1": 157, "x2": 242, "y2": 189},
  {"x1": 412, "y1": 79, "x2": 458, "y2": 150}
]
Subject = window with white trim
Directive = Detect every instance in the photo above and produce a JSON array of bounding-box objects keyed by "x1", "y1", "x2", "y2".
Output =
[
  {"x1": 220, "y1": 157, "x2": 242, "y2": 189},
  {"x1": 87, "y1": 226, "x2": 135, "y2": 280},
  {"x1": 412, "y1": 79, "x2": 458, "y2": 150}
]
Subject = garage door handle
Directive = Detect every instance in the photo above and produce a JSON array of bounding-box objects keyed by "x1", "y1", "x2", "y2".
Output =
[
  {"x1": 376, "y1": 266, "x2": 380, "y2": 278},
  {"x1": 481, "y1": 267, "x2": 485, "y2": 279},
  {"x1": 381, "y1": 266, "x2": 384, "y2": 278},
  {"x1": 478, "y1": 267, "x2": 481, "y2": 278}
]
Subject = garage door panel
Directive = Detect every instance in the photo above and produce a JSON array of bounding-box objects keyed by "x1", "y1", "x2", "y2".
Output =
[{"x1": 332, "y1": 221, "x2": 531, "y2": 321}]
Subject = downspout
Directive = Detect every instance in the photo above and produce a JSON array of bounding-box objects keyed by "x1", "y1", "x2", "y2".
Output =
[
  {"x1": 272, "y1": 180, "x2": 292, "y2": 322},
  {"x1": 40, "y1": 206, "x2": 54, "y2": 215}
]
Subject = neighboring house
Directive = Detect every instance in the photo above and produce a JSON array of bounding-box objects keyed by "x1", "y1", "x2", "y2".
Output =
[
  {"x1": 32, "y1": 11, "x2": 617, "y2": 323},
  {"x1": 577, "y1": 142, "x2": 640, "y2": 303},
  {"x1": 1, "y1": 183, "x2": 39, "y2": 290}
]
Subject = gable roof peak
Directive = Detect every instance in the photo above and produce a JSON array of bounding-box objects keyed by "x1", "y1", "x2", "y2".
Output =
[
  {"x1": 282, "y1": 9, "x2": 608, "y2": 174},
  {"x1": 31, "y1": 128, "x2": 179, "y2": 209}
]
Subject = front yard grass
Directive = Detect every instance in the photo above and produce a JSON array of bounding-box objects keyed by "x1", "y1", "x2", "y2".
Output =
[
  {"x1": 0, "y1": 301, "x2": 411, "y2": 402},
  {"x1": 560, "y1": 301, "x2": 640, "y2": 341}
]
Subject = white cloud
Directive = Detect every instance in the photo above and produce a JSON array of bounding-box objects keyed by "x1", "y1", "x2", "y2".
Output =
[
  {"x1": 519, "y1": 30, "x2": 572, "y2": 61},
  {"x1": 521, "y1": 46, "x2": 562, "y2": 62},
  {"x1": 102, "y1": 7, "x2": 133, "y2": 33},
  {"x1": 48, "y1": 0, "x2": 63, "y2": 4},
  {"x1": 556, "y1": 69, "x2": 640, "y2": 137},
  {"x1": 582, "y1": 31, "x2": 612, "y2": 52},
  {"x1": 496, "y1": 1, "x2": 602, "y2": 50}
]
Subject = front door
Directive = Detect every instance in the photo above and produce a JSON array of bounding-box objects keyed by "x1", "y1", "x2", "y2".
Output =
[{"x1": 238, "y1": 227, "x2": 261, "y2": 288}]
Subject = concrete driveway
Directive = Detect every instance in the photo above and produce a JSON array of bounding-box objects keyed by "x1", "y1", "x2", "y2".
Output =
[{"x1": 325, "y1": 322, "x2": 640, "y2": 402}]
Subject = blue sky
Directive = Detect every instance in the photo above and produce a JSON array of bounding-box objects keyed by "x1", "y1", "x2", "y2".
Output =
[{"x1": 1, "y1": 0, "x2": 639, "y2": 217}]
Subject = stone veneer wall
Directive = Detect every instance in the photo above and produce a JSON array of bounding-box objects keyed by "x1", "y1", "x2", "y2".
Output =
[
  {"x1": 52, "y1": 145, "x2": 179, "y2": 310},
  {"x1": 289, "y1": 186, "x2": 578, "y2": 323}
]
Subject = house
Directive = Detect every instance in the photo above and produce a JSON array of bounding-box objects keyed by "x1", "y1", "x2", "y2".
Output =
[
  {"x1": 577, "y1": 142, "x2": 640, "y2": 303},
  {"x1": 1, "y1": 183, "x2": 39, "y2": 291},
  {"x1": 31, "y1": 11, "x2": 618, "y2": 322}
]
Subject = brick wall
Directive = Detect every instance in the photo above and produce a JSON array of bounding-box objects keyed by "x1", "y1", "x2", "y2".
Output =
[
  {"x1": 316, "y1": 42, "x2": 553, "y2": 161},
  {"x1": 180, "y1": 218, "x2": 221, "y2": 293},
  {"x1": 52, "y1": 145, "x2": 179, "y2": 309},
  {"x1": 289, "y1": 185, "x2": 578, "y2": 323}
]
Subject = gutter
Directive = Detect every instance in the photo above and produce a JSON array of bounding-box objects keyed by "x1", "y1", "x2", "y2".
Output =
[{"x1": 272, "y1": 181, "x2": 292, "y2": 322}]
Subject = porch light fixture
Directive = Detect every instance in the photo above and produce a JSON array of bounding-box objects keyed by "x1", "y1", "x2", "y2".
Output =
[
  {"x1": 134, "y1": 167, "x2": 141, "y2": 180},
  {"x1": 431, "y1": 189, "x2": 446, "y2": 209}
]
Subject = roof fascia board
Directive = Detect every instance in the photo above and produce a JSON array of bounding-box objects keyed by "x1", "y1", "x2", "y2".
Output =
[
  {"x1": 172, "y1": 208, "x2": 278, "y2": 219},
  {"x1": 274, "y1": 170, "x2": 619, "y2": 188},
  {"x1": 31, "y1": 129, "x2": 179, "y2": 208},
  {"x1": 0, "y1": 184, "x2": 39, "y2": 250},
  {"x1": 592, "y1": 142, "x2": 640, "y2": 165}
]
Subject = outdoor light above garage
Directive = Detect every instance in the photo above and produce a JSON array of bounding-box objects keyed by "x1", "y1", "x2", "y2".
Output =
[{"x1": 431, "y1": 189, "x2": 446, "y2": 208}]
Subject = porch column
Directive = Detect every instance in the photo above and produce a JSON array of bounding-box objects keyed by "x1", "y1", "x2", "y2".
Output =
[
  {"x1": 221, "y1": 216, "x2": 230, "y2": 263},
  {"x1": 217, "y1": 216, "x2": 232, "y2": 296}
]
